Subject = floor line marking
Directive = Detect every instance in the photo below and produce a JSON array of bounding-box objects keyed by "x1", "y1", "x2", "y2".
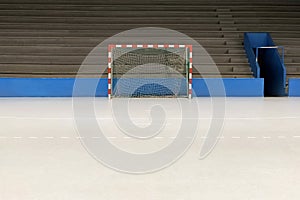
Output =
[
  {"x1": 1, "y1": 116, "x2": 300, "y2": 120},
  {"x1": 278, "y1": 136, "x2": 286, "y2": 139},
  {"x1": 263, "y1": 136, "x2": 272, "y2": 139},
  {"x1": 2, "y1": 135, "x2": 300, "y2": 140},
  {"x1": 13, "y1": 136, "x2": 22, "y2": 139},
  {"x1": 44, "y1": 136, "x2": 54, "y2": 139}
]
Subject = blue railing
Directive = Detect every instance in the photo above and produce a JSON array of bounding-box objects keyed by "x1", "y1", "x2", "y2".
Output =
[
  {"x1": 244, "y1": 32, "x2": 286, "y2": 96},
  {"x1": 244, "y1": 33, "x2": 260, "y2": 78},
  {"x1": 255, "y1": 46, "x2": 284, "y2": 64}
]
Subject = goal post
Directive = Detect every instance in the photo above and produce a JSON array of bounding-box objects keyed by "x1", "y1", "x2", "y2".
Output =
[{"x1": 108, "y1": 44, "x2": 192, "y2": 99}]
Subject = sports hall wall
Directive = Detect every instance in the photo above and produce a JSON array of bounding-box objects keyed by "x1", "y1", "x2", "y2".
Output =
[{"x1": 0, "y1": 0, "x2": 299, "y2": 97}]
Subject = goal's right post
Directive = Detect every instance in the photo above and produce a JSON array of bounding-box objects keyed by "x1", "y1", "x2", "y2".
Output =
[{"x1": 187, "y1": 45, "x2": 193, "y2": 99}]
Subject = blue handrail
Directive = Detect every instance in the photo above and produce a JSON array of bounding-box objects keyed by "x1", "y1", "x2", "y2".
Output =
[
  {"x1": 244, "y1": 32, "x2": 286, "y2": 96},
  {"x1": 255, "y1": 46, "x2": 284, "y2": 64}
]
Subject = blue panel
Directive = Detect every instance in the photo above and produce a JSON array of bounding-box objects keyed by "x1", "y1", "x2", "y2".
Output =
[
  {"x1": 193, "y1": 78, "x2": 264, "y2": 97},
  {"x1": 0, "y1": 78, "x2": 107, "y2": 97},
  {"x1": 288, "y1": 78, "x2": 300, "y2": 97},
  {"x1": 0, "y1": 77, "x2": 264, "y2": 97}
]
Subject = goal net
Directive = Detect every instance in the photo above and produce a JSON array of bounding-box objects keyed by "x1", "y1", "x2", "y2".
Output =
[{"x1": 108, "y1": 44, "x2": 192, "y2": 98}]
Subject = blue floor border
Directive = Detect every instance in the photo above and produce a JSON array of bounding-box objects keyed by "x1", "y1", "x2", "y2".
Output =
[{"x1": 0, "y1": 77, "x2": 264, "y2": 97}]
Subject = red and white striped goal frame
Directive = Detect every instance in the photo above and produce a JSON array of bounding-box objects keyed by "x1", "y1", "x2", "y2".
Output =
[{"x1": 107, "y1": 44, "x2": 193, "y2": 99}]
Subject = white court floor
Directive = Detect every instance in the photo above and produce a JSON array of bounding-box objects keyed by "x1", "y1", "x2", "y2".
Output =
[{"x1": 0, "y1": 97, "x2": 300, "y2": 200}]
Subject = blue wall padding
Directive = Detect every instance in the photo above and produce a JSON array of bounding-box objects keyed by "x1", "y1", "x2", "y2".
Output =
[
  {"x1": 193, "y1": 78, "x2": 264, "y2": 97},
  {"x1": 288, "y1": 78, "x2": 300, "y2": 97},
  {"x1": 73, "y1": 78, "x2": 108, "y2": 97},
  {"x1": 0, "y1": 77, "x2": 264, "y2": 97},
  {"x1": 0, "y1": 78, "x2": 107, "y2": 97}
]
